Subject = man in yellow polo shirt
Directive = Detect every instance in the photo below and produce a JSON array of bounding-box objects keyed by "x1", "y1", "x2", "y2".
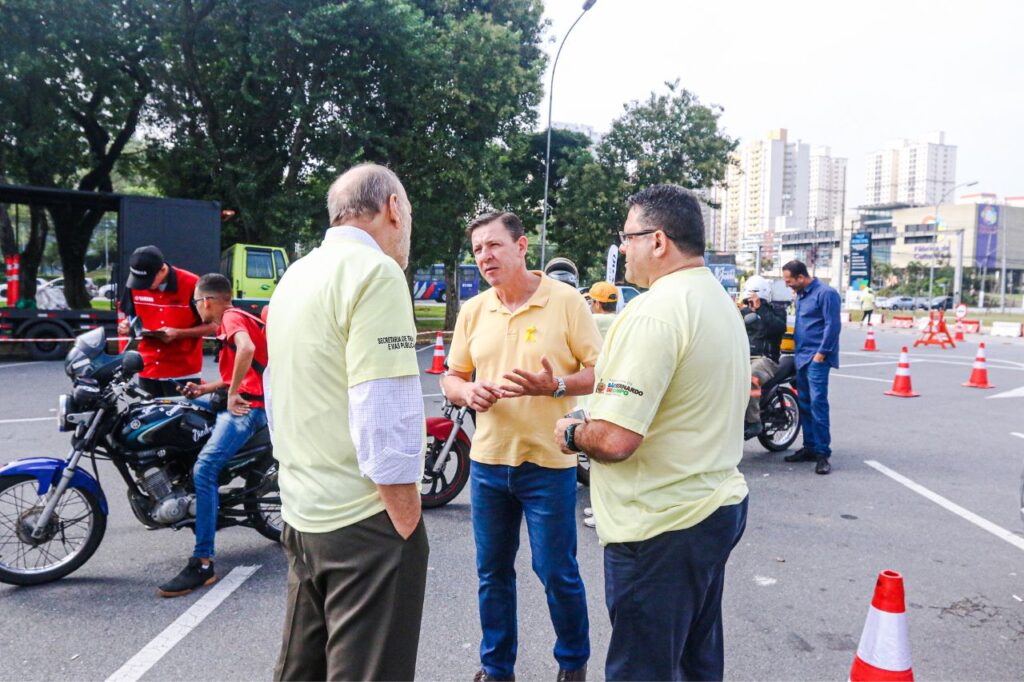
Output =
[
  {"x1": 442, "y1": 211, "x2": 602, "y2": 682},
  {"x1": 268, "y1": 164, "x2": 428, "y2": 681},
  {"x1": 555, "y1": 185, "x2": 750, "y2": 682}
]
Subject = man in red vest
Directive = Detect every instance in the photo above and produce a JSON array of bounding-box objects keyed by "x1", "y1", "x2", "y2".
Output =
[{"x1": 118, "y1": 246, "x2": 216, "y2": 397}]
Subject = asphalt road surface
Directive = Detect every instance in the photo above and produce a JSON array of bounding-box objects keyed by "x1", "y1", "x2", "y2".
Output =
[{"x1": 1, "y1": 325, "x2": 1023, "y2": 681}]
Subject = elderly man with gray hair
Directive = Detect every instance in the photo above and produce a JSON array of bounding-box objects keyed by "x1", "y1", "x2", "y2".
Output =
[{"x1": 268, "y1": 163, "x2": 429, "y2": 681}]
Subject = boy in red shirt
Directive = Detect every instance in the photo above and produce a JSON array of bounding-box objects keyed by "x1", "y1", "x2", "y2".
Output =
[{"x1": 158, "y1": 273, "x2": 269, "y2": 597}]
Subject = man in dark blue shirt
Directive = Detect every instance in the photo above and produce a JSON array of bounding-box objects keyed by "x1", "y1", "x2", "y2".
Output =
[{"x1": 781, "y1": 260, "x2": 841, "y2": 475}]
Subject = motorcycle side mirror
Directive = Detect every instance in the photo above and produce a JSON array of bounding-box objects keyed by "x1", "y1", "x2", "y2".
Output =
[{"x1": 121, "y1": 350, "x2": 145, "y2": 378}]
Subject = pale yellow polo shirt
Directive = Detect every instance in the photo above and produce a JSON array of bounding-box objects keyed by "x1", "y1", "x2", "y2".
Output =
[
  {"x1": 594, "y1": 312, "x2": 617, "y2": 339},
  {"x1": 448, "y1": 273, "x2": 602, "y2": 469},
  {"x1": 267, "y1": 235, "x2": 422, "y2": 533},
  {"x1": 588, "y1": 267, "x2": 750, "y2": 545}
]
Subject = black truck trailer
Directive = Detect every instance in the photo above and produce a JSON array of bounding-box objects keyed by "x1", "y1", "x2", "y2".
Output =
[{"x1": 1, "y1": 185, "x2": 221, "y2": 360}]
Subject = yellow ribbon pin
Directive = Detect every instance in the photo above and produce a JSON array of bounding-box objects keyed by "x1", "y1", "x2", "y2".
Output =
[{"x1": 525, "y1": 325, "x2": 537, "y2": 342}]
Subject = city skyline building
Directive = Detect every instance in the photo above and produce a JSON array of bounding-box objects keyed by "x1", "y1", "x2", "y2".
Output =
[{"x1": 863, "y1": 131, "x2": 957, "y2": 207}]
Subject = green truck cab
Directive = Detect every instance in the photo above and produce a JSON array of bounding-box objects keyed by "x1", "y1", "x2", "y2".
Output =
[{"x1": 220, "y1": 244, "x2": 289, "y2": 316}]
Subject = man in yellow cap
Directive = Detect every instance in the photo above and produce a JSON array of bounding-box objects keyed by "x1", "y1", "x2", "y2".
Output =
[{"x1": 586, "y1": 281, "x2": 619, "y2": 339}]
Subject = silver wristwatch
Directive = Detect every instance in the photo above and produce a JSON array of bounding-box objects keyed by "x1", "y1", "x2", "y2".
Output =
[{"x1": 553, "y1": 376, "x2": 567, "y2": 398}]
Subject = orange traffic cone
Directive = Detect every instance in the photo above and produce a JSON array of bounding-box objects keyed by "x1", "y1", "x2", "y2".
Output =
[
  {"x1": 425, "y1": 331, "x2": 446, "y2": 374},
  {"x1": 962, "y1": 342, "x2": 994, "y2": 389},
  {"x1": 953, "y1": 320, "x2": 965, "y2": 342},
  {"x1": 863, "y1": 324, "x2": 878, "y2": 352},
  {"x1": 850, "y1": 570, "x2": 914, "y2": 681},
  {"x1": 884, "y1": 347, "x2": 919, "y2": 398}
]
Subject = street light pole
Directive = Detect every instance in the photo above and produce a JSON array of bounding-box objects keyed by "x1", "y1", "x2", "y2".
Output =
[
  {"x1": 539, "y1": 0, "x2": 597, "y2": 269},
  {"x1": 930, "y1": 180, "x2": 977, "y2": 306}
]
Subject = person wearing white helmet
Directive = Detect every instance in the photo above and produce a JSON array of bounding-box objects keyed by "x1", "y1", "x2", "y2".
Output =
[
  {"x1": 544, "y1": 256, "x2": 580, "y2": 288},
  {"x1": 738, "y1": 274, "x2": 786, "y2": 439}
]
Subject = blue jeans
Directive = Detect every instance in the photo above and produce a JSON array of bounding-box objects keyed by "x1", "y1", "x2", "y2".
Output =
[
  {"x1": 604, "y1": 498, "x2": 748, "y2": 682},
  {"x1": 471, "y1": 461, "x2": 589, "y2": 679},
  {"x1": 796, "y1": 360, "x2": 832, "y2": 458},
  {"x1": 191, "y1": 397, "x2": 267, "y2": 559}
]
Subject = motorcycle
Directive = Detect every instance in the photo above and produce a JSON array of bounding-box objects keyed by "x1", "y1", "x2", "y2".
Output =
[
  {"x1": 747, "y1": 354, "x2": 801, "y2": 452},
  {"x1": 422, "y1": 399, "x2": 472, "y2": 508},
  {"x1": 574, "y1": 356, "x2": 802, "y2": 489},
  {"x1": 0, "y1": 328, "x2": 281, "y2": 586}
]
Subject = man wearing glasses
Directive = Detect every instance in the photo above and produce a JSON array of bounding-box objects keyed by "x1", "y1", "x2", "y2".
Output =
[
  {"x1": 556, "y1": 185, "x2": 749, "y2": 681},
  {"x1": 156, "y1": 273, "x2": 269, "y2": 598}
]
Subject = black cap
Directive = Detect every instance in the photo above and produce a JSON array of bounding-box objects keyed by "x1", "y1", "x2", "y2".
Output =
[{"x1": 126, "y1": 246, "x2": 166, "y2": 290}]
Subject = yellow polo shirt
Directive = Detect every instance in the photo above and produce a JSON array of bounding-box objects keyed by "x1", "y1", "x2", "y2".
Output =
[
  {"x1": 267, "y1": 235, "x2": 422, "y2": 533},
  {"x1": 588, "y1": 267, "x2": 750, "y2": 545},
  {"x1": 448, "y1": 273, "x2": 602, "y2": 469},
  {"x1": 594, "y1": 312, "x2": 617, "y2": 339}
]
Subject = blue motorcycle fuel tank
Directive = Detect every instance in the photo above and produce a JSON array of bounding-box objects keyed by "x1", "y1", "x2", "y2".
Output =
[{"x1": 117, "y1": 400, "x2": 215, "y2": 452}]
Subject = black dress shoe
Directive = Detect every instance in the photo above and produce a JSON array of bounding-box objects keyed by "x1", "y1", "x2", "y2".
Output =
[
  {"x1": 815, "y1": 457, "x2": 831, "y2": 475},
  {"x1": 784, "y1": 447, "x2": 817, "y2": 463},
  {"x1": 474, "y1": 670, "x2": 514, "y2": 682},
  {"x1": 557, "y1": 664, "x2": 587, "y2": 682}
]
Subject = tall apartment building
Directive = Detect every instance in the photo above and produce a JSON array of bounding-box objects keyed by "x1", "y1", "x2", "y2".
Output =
[
  {"x1": 720, "y1": 129, "x2": 844, "y2": 252},
  {"x1": 863, "y1": 132, "x2": 957, "y2": 207}
]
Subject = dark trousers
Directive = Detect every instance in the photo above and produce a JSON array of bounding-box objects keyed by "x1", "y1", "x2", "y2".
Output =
[
  {"x1": 604, "y1": 498, "x2": 748, "y2": 682},
  {"x1": 795, "y1": 360, "x2": 832, "y2": 458},
  {"x1": 273, "y1": 512, "x2": 429, "y2": 681},
  {"x1": 862, "y1": 309, "x2": 874, "y2": 324},
  {"x1": 471, "y1": 461, "x2": 589, "y2": 679},
  {"x1": 138, "y1": 376, "x2": 199, "y2": 398}
]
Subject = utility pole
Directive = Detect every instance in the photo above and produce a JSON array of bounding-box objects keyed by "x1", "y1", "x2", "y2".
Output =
[{"x1": 1000, "y1": 208, "x2": 1009, "y2": 311}]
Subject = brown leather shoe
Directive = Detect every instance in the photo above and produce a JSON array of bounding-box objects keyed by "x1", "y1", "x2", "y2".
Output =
[
  {"x1": 474, "y1": 669, "x2": 514, "y2": 682},
  {"x1": 556, "y1": 664, "x2": 587, "y2": 682}
]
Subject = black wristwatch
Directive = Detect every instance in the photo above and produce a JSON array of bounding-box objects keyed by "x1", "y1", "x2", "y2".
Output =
[{"x1": 564, "y1": 422, "x2": 582, "y2": 453}]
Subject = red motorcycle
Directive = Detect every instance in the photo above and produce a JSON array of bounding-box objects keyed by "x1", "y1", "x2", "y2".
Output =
[{"x1": 422, "y1": 400, "x2": 472, "y2": 508}]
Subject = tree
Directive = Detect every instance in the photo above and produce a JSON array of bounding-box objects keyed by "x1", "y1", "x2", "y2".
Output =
[
  {"x1": 546, "y1": 82, "x2": 737, "y2": 282},
  {"x1": 0, "y1": 0, "x2": 161, "y2": 307}
]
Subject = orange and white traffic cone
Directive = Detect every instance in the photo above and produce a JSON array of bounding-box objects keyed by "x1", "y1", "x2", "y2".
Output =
[
  {"x1": 884, "y1": 347, "x2": 919, "y2": 398},
  {"x1": 953, "y1": 320, "x2": 965, "y2": 342},
  {"x1": 850, "y1": 570, "x2": 914, "y2": 681},
  {"x1": 425, "y1": 331, "x2": 446, "y2": 374},
  {"x1": 962, "y1": 342, "x2": 994, "y2": 389},
  {"x1": 863, "y1": 324, "x2": 878, "y2": 352}
]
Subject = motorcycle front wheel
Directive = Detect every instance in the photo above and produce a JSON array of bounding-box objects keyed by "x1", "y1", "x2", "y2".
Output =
[
  {"x1": 0, "y1": 476, "x2": 107, "y2": 586},
  {"x1": 422, "y1": 438, "x2": 470, "y2": 508},
  {"x1": 758, "y1": 387, "x2": 801, "y2": 452},
  {"x1": 244, "y1": 461, "x2": 282, "y2": 543}
]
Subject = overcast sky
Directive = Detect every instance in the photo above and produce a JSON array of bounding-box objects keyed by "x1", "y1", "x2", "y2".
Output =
[{"x1": 538, "y1": 0, "x2": 1022, "y2": 208}]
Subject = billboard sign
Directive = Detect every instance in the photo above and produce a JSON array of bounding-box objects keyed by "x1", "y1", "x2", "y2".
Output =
[
  {"x1": 849, "y1": 231, "x2": 872, "y2": 289},
  {"x1": 975, "y1": 204, "x2": 1000, "y2": 269}
]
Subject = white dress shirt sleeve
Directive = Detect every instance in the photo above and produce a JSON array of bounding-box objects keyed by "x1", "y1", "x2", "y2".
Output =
[{"x1": 348, "y1": 375, "x2": 425, "y2": 485}]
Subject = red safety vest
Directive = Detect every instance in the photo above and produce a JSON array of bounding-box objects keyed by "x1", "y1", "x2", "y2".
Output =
[{"x1": 124, "y1": 266, "x2": 204, "y2": 379}]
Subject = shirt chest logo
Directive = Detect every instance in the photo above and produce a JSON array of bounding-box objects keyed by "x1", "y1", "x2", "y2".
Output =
[{"x1": 525, "y1": 325, "x2": 537, "y2": 342}]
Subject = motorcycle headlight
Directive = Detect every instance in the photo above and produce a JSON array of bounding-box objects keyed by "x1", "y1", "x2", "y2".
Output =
[{"x1": 57, "y1": 394, "x2": 73, "y2": 432}]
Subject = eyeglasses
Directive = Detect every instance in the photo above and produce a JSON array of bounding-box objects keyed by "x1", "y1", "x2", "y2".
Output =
[
  {"x1": 618, "y1": 229, "x2": 659, "y2": 243},
  {"x1": 193, "y1": 296, "x2": 216, "y2": 304}
]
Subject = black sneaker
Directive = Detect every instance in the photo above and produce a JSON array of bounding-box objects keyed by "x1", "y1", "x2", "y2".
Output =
[
  {"x1": 784, "y1": 447, "x2": 817, "y2": 463},
  {"x1": 158, "y1": 558, "x2": 217, "y2": 598},
  {"x1": 557, "y1": 664, "x2": 587, "y2": 681},
  {"x1": 815, "y1": 457, "x2": 832, "y2": 475},
  {"x1": 474, "y1": 670, "x2": 514, "y2": 682}
]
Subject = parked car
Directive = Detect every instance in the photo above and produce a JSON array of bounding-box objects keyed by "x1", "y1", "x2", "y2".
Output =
[
  {"x1": 927, "y1": 295, "x2": 954, "y2": 310},
  {"x1": 875, "y1": 296, "x2": 892, "y2": 309},
  {"x1": 97, "y1": 283, "x2": 117, "y2": 300},
  {"x1": 43, "y1": 276, "x2": 99, "y2": 297},
  {"x1": 888, "y1": 296, "x2": 916, "y2": 311},
  {"x1": 578, "y1": 284, "x2": 642, "y2": 312},
  {"x1": 0, "y1": 278, "x2": 48, "y2": 300}
]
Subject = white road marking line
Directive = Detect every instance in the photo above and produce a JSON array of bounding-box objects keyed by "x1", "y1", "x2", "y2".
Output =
[
  {"x1": 0, "y1": 416, "x2": 56, "y2": 424},
  {"x1": 865, "y1": 460, "x2": 1024, "y2": 553},
  {"x1": 838, "y1": 361, "x2": 898, "y2": 368},
  {"x1": 753, "y1": 575, "x2": 778, "y2": 587},
  {"x1": 989, "y1": 386, "x2": 1024, "y2": 400},
  {"x1": 1011, "y1": 433, "x2": 1024, "y2": 440},
  {"x1": 832, "y1": 373, "x2": 892, "y2": 384},
  {"x1": 105, "y1": 565, "x2": 261, "y2": 682},
  {"x1": 416, "y1": 345, "x2": 436, "y2": 353},
  {"x1": 0, "y1": 362, "x2": 42, "y2": 370}
]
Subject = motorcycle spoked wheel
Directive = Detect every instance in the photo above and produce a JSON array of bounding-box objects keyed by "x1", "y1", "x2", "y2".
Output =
[
  {"x1": 758, "y1": 387, "x2": 801, "y2": 452},
  {"x1": 244, "y1": 461, "x2": 282, "y2": 543},
  {"x1": 421, "y1": 438, "x2": 470, "y2": 509},
  {"x1": 0, "y1": 476, "x2": 107, "y2": 586}
]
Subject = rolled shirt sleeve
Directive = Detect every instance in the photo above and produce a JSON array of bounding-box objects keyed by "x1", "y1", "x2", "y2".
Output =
[
  {"x1": 817, "y1": 288, "x2": 842, "y2": 357},
  {"x1": 348, "y1": 375, "x2": 425, "y2": 485}
]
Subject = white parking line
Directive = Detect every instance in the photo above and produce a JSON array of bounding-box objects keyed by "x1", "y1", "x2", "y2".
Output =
[
  {"x1": 989, "y1": 386, "x2": 1024, "y2": 400},
  {"x1": 838, "y1": 361, "x2": 897, "y2": 368},
  {"x1": 1011, "y1": 433, "x2": 1024, "y2": 440},
  {"x1": 832, "y1": 373, "x2": 891, "y2": 384},
  {"x1": 105, "y1": 565, "x2": 261, "y2": 682},
  {"x1": 0, "y1": 416, "x2": 56, "y2": 424},
  {"x1": 0, "y1": 362, "x2": 41, "y2": 370},
  {"x1": 865, "y1": 460, "x2": 1024, "y2": 553}
]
